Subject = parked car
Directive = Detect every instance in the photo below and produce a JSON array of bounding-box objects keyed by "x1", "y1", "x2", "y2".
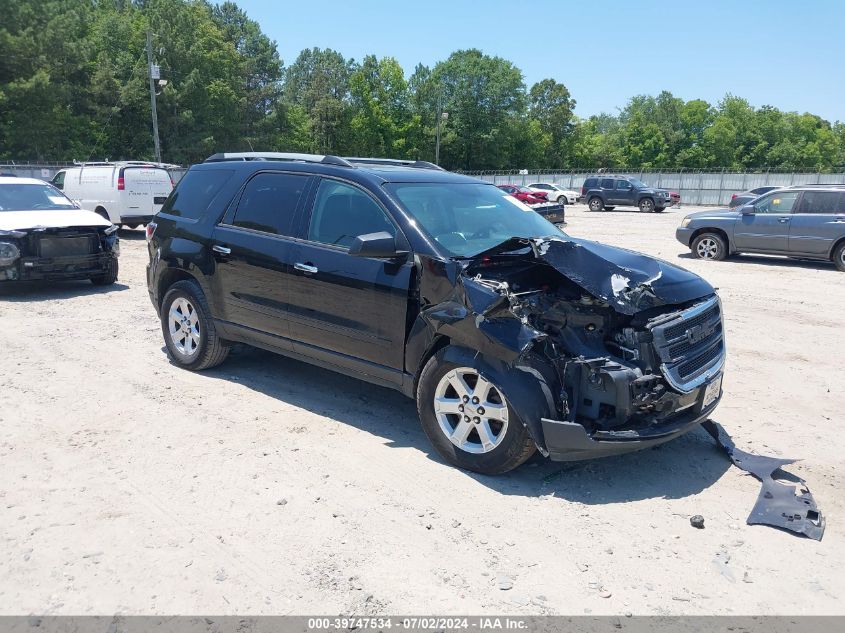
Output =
[
  {"x1": 147, "y1": 152, "x2": 726, "y2": 474},
  {"x1": 581, "y1": 175, "x2": 672, "y2": 212},
  {"x1": 526, "y1": 183, "x2": 578, "y2": 204},
  {"x1": 728, "y1": 186, "x2": 781, "y2": 209},
  {"x1": 668, "y1": 191, "x2": 681, "y2": 207},
  {"x1": 497, "y1": 184, "x2": 547, "y2": 204},
  {"x1": 52, "y1": 161, "x2": 173, "y2": 228},
  {"x1": 0, "y1": 176, "x2": 119, "y2": 284},
  {"x1": 676, "y1": 185, "x2": 845, "y2": 271}
]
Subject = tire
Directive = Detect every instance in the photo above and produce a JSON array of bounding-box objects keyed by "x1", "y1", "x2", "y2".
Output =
[
  {"x1": 588, "y1": 197, "x2": 604, "y2": 212},
  {"x1": 833, "y1": 242, "x2": 845, "y2": 272},
  {"x1": 90, "y1": 257, "x2": 118, "y2": 286},
  {"x1": 94, "y1": 207, "x2": 110, "y2": 222},
  {"x1": 160, "y1": 280, "x2": 230, "y2": 370},
  {"x1": 691, "y1": 232, "x2": 728, "y2": 261},
  {"x1": 416, "y1": 348, "x2": 536, "y2": 475},
  {"x1": 126, "y1": 224, "x2": 139, "y2": 229},
  {"x1": 639, "y1": 198, "x2": 655, "y2": 213}
]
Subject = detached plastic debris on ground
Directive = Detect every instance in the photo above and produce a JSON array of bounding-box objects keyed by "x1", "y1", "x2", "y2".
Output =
[{"x1": 702, "y1": 420, "x2": 825, "y2": 540}]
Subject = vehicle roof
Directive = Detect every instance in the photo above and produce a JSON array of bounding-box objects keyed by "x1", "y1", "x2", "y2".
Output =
[
  {"x1": 191, "y1": 155, "x2": 483, "y2": 186},
  {"x1": 0, "y1": 176, "x2": 49, "y2": 186}
]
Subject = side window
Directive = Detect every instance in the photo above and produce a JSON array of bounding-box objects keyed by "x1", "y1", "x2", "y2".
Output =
[
  {"x1": 600, "y1": 178, "x2": 614, "y2": 189},
  {"x1": 52, "y1": 171, "x2": 65, "y2": 190},
  {"x1": 308, "y1": 180, "x2": 395, "y2": 249},
  {"x1": 232, "y1": 172, "x2": 308, "y2": 236},
  {"x1": 616, "y1": 180, "x2": 630, "y2": 190},
  {"x1": 162, "y1": 168, "x2": 235, "y2": 220},
  {"x1": 584, "y1": 178, "x2": 597, "y2": 188},
  {"x1": 837, "y1": 192, "x2": 845, "y2": 214},
  {"x1": 754, "y1": 191, "x2": 800, "y2": 214},
  {"x1": 796, "y1": 191, "x2": 839, "y2": 214}
]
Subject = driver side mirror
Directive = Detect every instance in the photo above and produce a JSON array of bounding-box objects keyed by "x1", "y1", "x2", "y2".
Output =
[
  {"x1": 740, "y1": 204, "x2": 756, "y2": 215},
  {"x1": 349, "y1": 231, "x2": 408, "y2": 259}
]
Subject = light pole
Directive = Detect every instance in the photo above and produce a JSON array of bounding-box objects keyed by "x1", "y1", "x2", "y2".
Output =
[
  {"x1": 435, "y1": 91, "x2": 448, "y2": 165},
  {"x1": 146, "y1": 30, "x2": 162, "y2": 163}
]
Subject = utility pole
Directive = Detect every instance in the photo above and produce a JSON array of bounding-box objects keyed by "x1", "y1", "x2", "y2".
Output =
[{"x1": 146, "y1": 30, "x2": 162, "y2": 163}]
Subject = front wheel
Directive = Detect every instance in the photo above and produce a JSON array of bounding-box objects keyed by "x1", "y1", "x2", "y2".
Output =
[
  {"x1": 90, "y1": 258, "x2": 118, "y2": 286},
  {"x1": 639, "y1": 198, "x2": 655, "y2": 213},
  {"x1": 833, "y1": 242, "x2": 845, "y2": 272},
  {"x1": 588, "y1": 197, "x2": 604, "y2": 212},
  {"x1": 691, "y1": 232, "x2": 728, "y2": 261},
  {"x1": 160, "y1": 280, "x2": 230, "y2": 370},
  {"x1": 417, "y1": 349, "x2": 536, "y2": 474}
]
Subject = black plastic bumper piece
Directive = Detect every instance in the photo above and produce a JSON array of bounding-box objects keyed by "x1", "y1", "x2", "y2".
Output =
[
  {"x1": 120, "y1": 215, "x2": 154, "y2": 226},
  {"x1": 541, "y1": 403, "x2": 715, "y2": 461}
]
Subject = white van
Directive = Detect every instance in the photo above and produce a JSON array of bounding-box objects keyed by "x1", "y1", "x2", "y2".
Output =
[{"x1": 51, "y1": 162, "x2": 173, "y2": 228}]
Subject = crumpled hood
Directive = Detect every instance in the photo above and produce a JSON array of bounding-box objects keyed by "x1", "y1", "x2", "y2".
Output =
[
  {"x1": 479, "y1": 236, "x2": 715, "y2": 315},
  {"x1": 0, "y1": 209, "x2": 111, "y2": 232}
]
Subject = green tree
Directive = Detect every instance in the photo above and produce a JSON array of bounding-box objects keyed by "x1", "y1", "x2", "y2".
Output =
[{"x1": 528, "y1": 78, "x2": 575, "y2": 167}]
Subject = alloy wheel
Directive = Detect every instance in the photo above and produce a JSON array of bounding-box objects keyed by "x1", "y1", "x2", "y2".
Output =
[
  {"x1": 168, "y1": 297, "x2": 201, "y2": 356},
  {"x1": 696, "y1": 238, "x2": 719, "y2": 259},
  {"x1": 433, "y1": 368, "x2": 509, "y2": 454}
]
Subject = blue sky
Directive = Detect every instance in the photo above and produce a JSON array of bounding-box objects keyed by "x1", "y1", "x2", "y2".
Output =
[{"x1": 234, "y1": 0, "x2": 844, "y2": 123}]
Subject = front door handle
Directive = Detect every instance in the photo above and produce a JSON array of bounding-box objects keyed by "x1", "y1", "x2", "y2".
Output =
[
  {"x1": 777, "y1": 217, "x2": 790, "y2": 223},
  {"x1": 212, "y1": 244, "x2": 231, "y2": 255},
  {"x1": 294, "y1": 262, "x2": 318, "y2": 274}
]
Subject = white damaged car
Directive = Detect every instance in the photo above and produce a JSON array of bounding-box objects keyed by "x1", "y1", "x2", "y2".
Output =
[
  {"x1": 527, "y1": 182, "x2": 579, "y2": 204},
  {"x1": 0, "y1": 176, "x2": 119, "y2": 285}
]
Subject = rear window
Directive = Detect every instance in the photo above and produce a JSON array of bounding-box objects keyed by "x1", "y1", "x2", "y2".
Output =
[
  {"x1": 122, "y1": 167, "x2": 171, "y2": 184},
  {"x1": 160, "y1": 169, "x2": 235, "y2": 220},
  {"x1": 796, "y1": 191, "x2": 840, "y2": 214}
]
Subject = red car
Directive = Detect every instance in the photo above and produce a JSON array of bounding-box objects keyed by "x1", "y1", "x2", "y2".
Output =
[{"x1": 497, "y1": 184, "x2": 548, "y2": 204}]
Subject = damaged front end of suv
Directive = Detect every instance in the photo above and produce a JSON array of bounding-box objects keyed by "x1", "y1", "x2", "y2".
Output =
[{"x1": 411, "y1": 236, "x2": 725, "y2": 462}]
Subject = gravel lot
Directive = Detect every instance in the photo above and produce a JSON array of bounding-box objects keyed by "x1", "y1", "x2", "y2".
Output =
[{"x1": 1, "y1": 203, "x2": 843, "y2": 615}]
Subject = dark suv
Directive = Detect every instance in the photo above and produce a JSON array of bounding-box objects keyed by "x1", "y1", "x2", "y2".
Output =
[
  {"x1": 581, "y1": 175, "x2": 672, "y2": 213},
  {"x1": 147, "y1": 152, "x2": 726, "y2": 474},
  {"x1": 677, "y1": 185, "x2": 845, "y2": 271}
]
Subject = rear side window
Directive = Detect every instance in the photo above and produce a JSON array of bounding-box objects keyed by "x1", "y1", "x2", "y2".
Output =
[
  {"x1": 232, "y1": 172, "x2": 309, "y2": 236},
  {"x1": 600, "y1": 178, "x2": 614, "y2": 189},
  {"x1": 796, "y1": 191, "x2": 840, "y2": 214},
  {"x1": 161, "y1": 169, "x2": 235, "y2": 219},
  {"x1": 584, "y1": 178, "x2": 597, "y2": 188},
  {"x1": 308, "y1": 180, "x2": 395, "y2": 248}
]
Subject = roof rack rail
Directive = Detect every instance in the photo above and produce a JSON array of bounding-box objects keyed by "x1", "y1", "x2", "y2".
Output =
[
  {"x1": 343, "y1": 157, "x2": 444, "y2": 171},
  {"x1": 204, "y1": 152, "x2": 353, "y2": 168}
]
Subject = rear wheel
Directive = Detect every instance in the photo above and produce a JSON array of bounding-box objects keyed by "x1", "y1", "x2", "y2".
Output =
[
  {"x1": 833, "y1": 242, "x2": 845, "y2": 272},
  {"x1": 161, "y1": 280, "x2": 230, "y2": 370},
  {"x1": 588, "y1": 197, "x2": 604, "y2": 212},
  {"x1": 691, "y1": 232, "x2": 728, "y2": 261},
  {"x1": 126, "y1": 223, "x2": 139, "y2": 229},
  {"x1": 639, "y1": 198, "x2": 655, "y2": 213},
  {"x1": 417, "y1": 349, "x2": 536, "y2": 474}
]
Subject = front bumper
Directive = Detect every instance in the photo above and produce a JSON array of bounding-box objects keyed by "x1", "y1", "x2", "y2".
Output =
[
  {"x1": 541, "y1": 380, "x2": 722, "y2": 461},
  {"x1": 675, "y1": 226, "x2": 694, "y2": 247},
  {"x1": 1, "y1": 251, "x2": 117, "y2": 282}
]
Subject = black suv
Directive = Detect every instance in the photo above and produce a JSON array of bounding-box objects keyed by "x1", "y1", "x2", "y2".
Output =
[
  {"x1": 147, "y1": 152, "x2": 726, "y2": 474},
  {"x1": 581, "y1": 175, "x2": 672, "y2": 213}
]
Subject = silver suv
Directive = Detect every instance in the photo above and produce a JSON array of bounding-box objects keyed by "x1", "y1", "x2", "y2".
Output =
[{"x1": 676, "y1": 185, "x2": 845, "y2": 271}]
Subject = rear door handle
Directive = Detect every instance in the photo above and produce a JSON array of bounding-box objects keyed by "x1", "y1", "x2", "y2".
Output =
[
  {"x1": 212, "y1": 244, "x2": 231, "y2": 255},
  {"x1": 294, "y1": 262, "x2": 318, "y2": 274},
  {"x1": 778, "y1": 217, "x2": 790, "y2": 223}
]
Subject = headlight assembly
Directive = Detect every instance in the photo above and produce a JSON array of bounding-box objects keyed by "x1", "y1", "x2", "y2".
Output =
[
  {"x1": 0, "y1": 241, "x2": 21, "y2": 266},
  {"x1": 681, "y1": 218, "x2": 692, "y2": 228}
]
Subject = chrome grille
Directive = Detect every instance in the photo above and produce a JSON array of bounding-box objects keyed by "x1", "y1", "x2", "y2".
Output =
[{"x1": 649, "y1": 296, "x2": 725, "y2": 393}]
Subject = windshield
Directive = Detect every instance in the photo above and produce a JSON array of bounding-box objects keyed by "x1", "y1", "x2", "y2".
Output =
[
  {"x1": 0, "y1": 183, "x2": 77, "y2": 212},
  {"x1": 385, "y1": 182, "x2": 561, "y2": 257},
  {"x1": 628, "y1": 177, "x2": 648, "y2": 189}
]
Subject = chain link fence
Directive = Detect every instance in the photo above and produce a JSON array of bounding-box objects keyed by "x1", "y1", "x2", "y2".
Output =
[
  {"x1": 458, "y1": 169, "x2": 845, "y2": 206},
  {"x1": 4, "y1": 162, "x2": 845, "y2": 205}
]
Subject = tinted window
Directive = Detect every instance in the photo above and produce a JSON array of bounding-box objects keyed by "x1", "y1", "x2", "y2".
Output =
[
  {"x1": 52, "y1": 171, "x2": 65, "y2": 189},
  {"x1": 754, "y1": 191, "x2": 799, "y2": 214},
  {"x1": 584, "y1": 178, "x2": 597, "y2": 188},
  {"x1": 308, "y1": 180, "x2": 395, "y2": 248},
  {"x1": 232, "y1": 172, "x2": 308, "y2": 236},
  {"x1": 796, "y1": 191, "x2": 839, "y2": 214},
  {"x1": 600, "y1": 178, "x2": 614, "y2": 189},
  {"x1": 616, "y1": 180, "x2": 631, "y2": 190},
  {"x1": 161, "y1": 169, "x2": 235, "y2": 219}
]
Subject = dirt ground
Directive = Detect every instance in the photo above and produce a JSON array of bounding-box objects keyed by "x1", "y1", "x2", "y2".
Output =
[{"x1": 1, "y1": 203, "x2": 843, "y2": 616}]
